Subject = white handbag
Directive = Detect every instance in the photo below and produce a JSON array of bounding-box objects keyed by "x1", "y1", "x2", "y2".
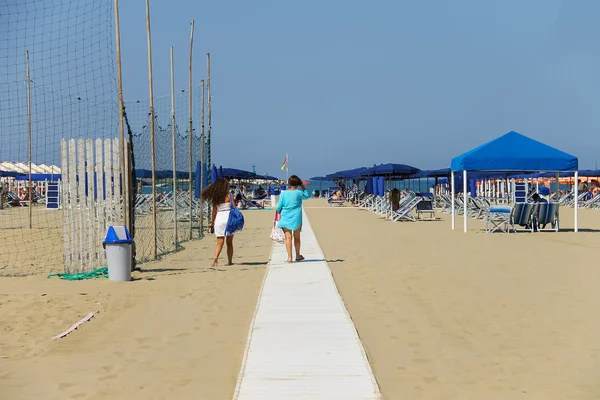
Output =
[{"x1": 270, "y1": 213, "x2": 285, "y2": 243}]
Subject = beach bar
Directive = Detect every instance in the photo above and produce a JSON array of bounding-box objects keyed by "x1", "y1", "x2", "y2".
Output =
[{"x1": 450, "y1": 131, "x2": 579, "y2": 233}]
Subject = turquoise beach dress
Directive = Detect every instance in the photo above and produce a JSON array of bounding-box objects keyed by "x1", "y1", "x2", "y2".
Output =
[{"x1": 276, "y1": 189, "x2": 310, "y2": 231}]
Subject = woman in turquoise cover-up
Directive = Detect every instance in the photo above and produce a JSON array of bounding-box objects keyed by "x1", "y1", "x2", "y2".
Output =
[{"x1": 276, "y1": 175, "x2": 310, "y2": 263}]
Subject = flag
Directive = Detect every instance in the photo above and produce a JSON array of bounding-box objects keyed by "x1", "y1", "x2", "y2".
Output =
[{"x1": 281, "y1": 155, "x2": 287, "y2": 171}]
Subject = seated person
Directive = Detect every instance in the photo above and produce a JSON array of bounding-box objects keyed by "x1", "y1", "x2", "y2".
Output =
[
  {"x1": 330, "y1": 190, "x2": 344, "y2": 201},
  {"x1": 531, "y1": 193, "x2": 547, "y2": 203},
  {"x1": 235, "y1": 191, "x2": 244, "y2": 208}
]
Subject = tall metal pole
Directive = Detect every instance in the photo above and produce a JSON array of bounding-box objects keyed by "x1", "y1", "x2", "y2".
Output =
[
  {"x1": 26, "y1": 50, "x2": 32, "y2": 229},
  {"x1": 206, "y1": 53, "x2": 211, "y2": 182},
  {"x1": 114, "y1": 0, "x2": 128, "y2": 229},
  {"x1": 170, "y1": 46, "x2": 178, "y2": 248},
  {"x1": 188, "y1": 21, "x2": 194, "y2": 240},
  {"x1": 145, "y1": 0, "x2": 157, "y2": 259},
  {"x1": 200, "y1": 79, "x2": 205, "y2": 233}
]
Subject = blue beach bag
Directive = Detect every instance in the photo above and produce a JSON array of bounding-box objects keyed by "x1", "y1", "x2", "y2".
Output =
[{"x1": 225, "y1": 195, "x2": 244, "y2": 236}]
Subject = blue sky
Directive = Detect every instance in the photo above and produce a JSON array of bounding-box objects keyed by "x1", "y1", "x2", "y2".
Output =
[{"x1": 118, "y1": 0, "x2": 600, "y2": 179}]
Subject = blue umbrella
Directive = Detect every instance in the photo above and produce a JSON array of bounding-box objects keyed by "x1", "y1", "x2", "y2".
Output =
[
  {"x1": 211, "y1": 164, "x2": 218, "y2": 183},
  {"x1": 194, "y1": 161, "x2": 201, "y2": 198},
  {"x1": 365, "y1": 177, "x2": 373, "y2": 194},
  {"x1": 218, "y1": 166, "x2": 224, "y2": 180}
]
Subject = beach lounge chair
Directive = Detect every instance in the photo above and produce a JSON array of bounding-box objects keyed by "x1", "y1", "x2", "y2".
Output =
[
  {"x1": 510, "y1": 202, "x2": 535, "y2": 232},
  {"x1": 390, "y1": 196, "x2": 421, "y2": 222},
  {"x1": 416, "y1": 199, "x2": 435, "y2": 220},
  {"x1": 485, "y1": 205, "x2": 511, "y2": 233},
  {"x1": 240, "y1": 193, "x2": 265, "y2": 209},
  {"x1": 535, "y1": 202, "x2": 559, "y2": 232},
  {"x1": 328, "y1": 198, "x2": 345, "y2": 207}
]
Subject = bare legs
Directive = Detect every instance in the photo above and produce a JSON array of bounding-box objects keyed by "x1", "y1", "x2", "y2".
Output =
[
  {"x1": 283, "y1": 227, "x2": 303, "y2": 263},
  {"x1": 212, "y1": 235, "x2": 234, "y2": 266},
  {"x1": 226, "y1": 236, "x2": 234, "y2": 265}
]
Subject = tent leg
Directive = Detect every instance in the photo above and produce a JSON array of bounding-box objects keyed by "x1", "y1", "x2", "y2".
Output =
[
  {"x1": 451, "y1": 171, "x2": 455, "y2": 230},
  {"x1": 463, "y1": 170, "x2": 468, "y2": 233},
  {"x1": 574, "y1": 170, "x2": 578, "y2": 232}
]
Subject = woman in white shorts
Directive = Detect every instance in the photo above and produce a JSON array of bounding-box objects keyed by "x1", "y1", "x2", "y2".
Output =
[{"x1": 202, "y1": 179, "x2": 235, "y2": 266}]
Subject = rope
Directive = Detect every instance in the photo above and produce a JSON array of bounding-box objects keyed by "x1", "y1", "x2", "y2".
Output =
[{"x1": 48, "y1": 267, "x2": 108, "y2": 280}]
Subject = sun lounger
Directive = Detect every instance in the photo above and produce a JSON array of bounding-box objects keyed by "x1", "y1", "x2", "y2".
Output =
[
  {"x1": 416, "y1": 199, "x2": 435, "y2": 220},
  {"x1": 510, "y1": 202, "x2": 535, "y2": 232},
  {"x1": 390, "y1": 196, "x2": 421, "y2": 222},
  {"x1": 328, "y1": 198, "x2": 345, "y2": 207},
  {"x1": 535, "y1": 202, "x2": 559, "y2": 232}
]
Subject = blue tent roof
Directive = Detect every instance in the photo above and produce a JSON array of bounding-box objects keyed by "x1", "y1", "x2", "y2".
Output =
[
  {"x1": 324, "y1": 167, "x2": 369, "y2": 180},
  {"x1": 412, "y1": 168, "x2": 450, "y2": 178},
  {"x1": 361, "y1": 163, "x2": 420, "y2": 177},
  {"x1": 0, "y1": 170, "x2": 24, "y2": 178},
  {"x1": 450, "y1": 131, "x2": 578, "y2": 172},
  {"x1": 14, "y1": 173, "x2": 61, "y2": 181}
]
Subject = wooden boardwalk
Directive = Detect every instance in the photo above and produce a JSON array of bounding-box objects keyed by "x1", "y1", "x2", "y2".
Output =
[{"x1": 234, "y1": 209, "x2": 380, "y2": 399}]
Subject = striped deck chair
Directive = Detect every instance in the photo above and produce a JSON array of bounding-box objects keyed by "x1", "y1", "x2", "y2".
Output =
[
  {"x1": 510, "y1": 202, "x2": 535, "y2": 232},
  {"x1": 390, "y1": 196, "x2": 422, "y2": 222},
  {"x1": 535, "y1": 202, "x2": 559, "y2": 232}
]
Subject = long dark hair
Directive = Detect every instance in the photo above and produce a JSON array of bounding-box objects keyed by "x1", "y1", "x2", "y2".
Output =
[{"x1": 201, "y1": 179, "x2": 230, "y2": 207}]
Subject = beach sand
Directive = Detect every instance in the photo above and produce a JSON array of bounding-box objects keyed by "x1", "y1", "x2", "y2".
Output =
[
  {"x1": 0, "y1": 210, "x2": 272, "y2": 400},
  {"x1": 306, "y1": 199, "x2": 600, "y2": 400},
  {"x1": 0, "y1": 206, "x2": 202, "y2": 276}
]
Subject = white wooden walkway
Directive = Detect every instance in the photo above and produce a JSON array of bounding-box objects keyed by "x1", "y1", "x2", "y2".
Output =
[{"x1": 233, "y1": 209, "x2": 380, "y2": 399}]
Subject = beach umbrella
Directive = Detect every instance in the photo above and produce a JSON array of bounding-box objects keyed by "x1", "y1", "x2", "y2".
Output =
[
  {"x1": 211, "y1": 164, "x2": 218, "y2": 183},
  {"x1": 218, "y1": 166, "x2": 224, "y2": 180},
  {"x1": 194, "y1": 161, "x2": 201, "y2": 198},
  {"x1": 365, "y1": 176, "x2": 373, "y2": 194}
]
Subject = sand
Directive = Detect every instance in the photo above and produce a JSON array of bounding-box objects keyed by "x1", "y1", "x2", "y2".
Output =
[
  {"x1": 0, "y1": 205, "x2": 202, "y2": 276},
  {"x1": 0, "y1": 209, "x2": 272, "y2": 400},
  {"x1": 305, "y1": 199, "x2": 600, "y2": 400}
]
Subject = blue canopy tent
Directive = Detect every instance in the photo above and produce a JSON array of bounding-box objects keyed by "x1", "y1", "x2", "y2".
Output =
[
  {"x1": 450, "y1": 131, "x2": 579, "y2": 232},
  {"x1": 360, "y1": 163, "x2": 421, "y2": 194},
  {"x1": 361, "y1": 163, "x2": 420, "y2": 177}
]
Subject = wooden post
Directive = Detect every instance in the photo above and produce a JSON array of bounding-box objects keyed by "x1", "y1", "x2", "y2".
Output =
[
  {"x1": 206, "y1": 53, "x2": 212, "y2": 226},
  {"x1": 60, "y1": 139, "x2": 71, "y2": 272},
  {"x1": 26, "y1": 50, "x2": 32, "y2": 229},
  {"x1": 114, "y1": 0, "x2": 129, "y2": 230},
  {"x1": 206, "y1": 53, "x2": 211, "y2": 177},
  {"x1": 68, "y1": 139, "x2": 79, "y2": 272},
  {"x1": 200, "y1": 78, "x2": 205, "y2": 233},
  {"x1": 86, "y1": 139, "x2": 95, "y2": 269},
  {"x1": 188, "y1": 21, "x2": 195, "y2": 240},
  {"x1": 77, "y1": 139, "x2": 87, "y2": 270},
  {"x1": 126, "y1": 140, "x2": 135, "y2": 270},
  {"x1": 145, "y1": 0, "x2": 158, "y2": 259},
  {"x1": 95, "y1": 139, "x2": 105, "y2": 266},
  {"x1": 170, "y1": 46, "x2": 178, "y2": 247}
]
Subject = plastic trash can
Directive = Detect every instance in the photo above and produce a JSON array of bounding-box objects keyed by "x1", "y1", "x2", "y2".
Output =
[{"x1": 103, "y1": 226, "x2": 133, "y2": 282}]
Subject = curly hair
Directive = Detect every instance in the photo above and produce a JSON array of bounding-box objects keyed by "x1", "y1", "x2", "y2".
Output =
[
  {"x1": 288, "y1": 175, "x2": 302, "y2": 187},
  {"x1": 201, "y1": 179, "x2": 230, "y2": 207}
]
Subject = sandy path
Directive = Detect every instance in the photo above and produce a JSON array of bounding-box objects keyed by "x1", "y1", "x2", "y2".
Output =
[
  {"x1": 306, "y1": 200, "x2": 600, "y2": 400},
  {"x1": 0, "y1": 210, "x2": 272, "y2": 400}
]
